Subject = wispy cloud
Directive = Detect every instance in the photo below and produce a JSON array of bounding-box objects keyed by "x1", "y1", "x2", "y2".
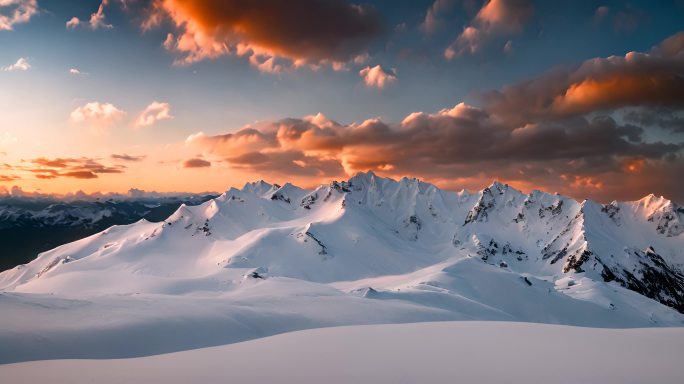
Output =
[
  {"x1": 111, "y1": 153, "x2": 146, "y2": 162},
  {"x1": 0, "y1": 174, "x2": 20, "y2": 182},
  {"x1": 134, "y1": 101, "x2": 173, "y2": 128}
]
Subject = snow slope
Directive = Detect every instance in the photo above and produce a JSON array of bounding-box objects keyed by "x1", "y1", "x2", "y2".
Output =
[
  {"x1": 2, "y1": 322, "x2": 683, "y2": 384},
  {"x1": 0, "y1": 172, "x2": 683, "y2": 363}
]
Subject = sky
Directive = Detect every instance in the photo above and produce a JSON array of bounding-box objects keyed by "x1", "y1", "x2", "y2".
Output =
[{"x1": 0, "y1": 0, "x2": 683, "y2": 202}]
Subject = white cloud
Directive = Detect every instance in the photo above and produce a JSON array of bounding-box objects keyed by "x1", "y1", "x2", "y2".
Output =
[
  {"x1": 134, "y1": 101, "x2": 173, "y2": 128},
  {"x1": 70, "y1": 101, "x2": 125, "y2": 132},
  {"x1": 359, "y1": 65, "x2": 397, "y2": 89},
  {"x1": 69, "y1": 68, "x2": 86, "y2": 75},
  {"x1": 0, "y1": 0, "x2": 38, "y2": 31},
  {"x1": 2, "y1": 57, "x2": 30, "y2": 71}
]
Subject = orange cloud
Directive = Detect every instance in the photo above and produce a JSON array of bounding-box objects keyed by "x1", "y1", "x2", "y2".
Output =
[
  {"x1": 0, "y1": 174, "x2": 20, "y2": 182},
  {"x1": 623, "y1": 158, "x2": 645, "y2": 173},
  {"x1": 4, "y1": 157, "x2": 126, "y2": 180},
  {"x1": 182, "y1": 158, "x2": 211, "y2": 168},
  {"x1": 0, "y1": 0, "x2": 37, "y2": 31},
  {"x1": 359, "y1": 65, "x2": 396, "y2": 89},
  {"x1": 144, "y1": 0, "x2": 383, "y2": 71},
  {"x1": 476, "y1": 0, "x2": 534, "y2": 33},
  {"x1": 485, "y1": 32, "x2": 684, "y2": 123},
  {"x1": 185, "y1": 99, "x2": 682, "y2": 202},
  {"x1": 553, "y1": 72, "x2": 684, "y2": 115},
  {"x1": 445, "y1": 0, "x2": 533, "y2": 59}
]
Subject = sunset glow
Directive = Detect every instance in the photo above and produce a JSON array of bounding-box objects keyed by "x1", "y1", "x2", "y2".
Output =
[{"x1": 0, "y1": 0, "x2": 682, "y2": 202}]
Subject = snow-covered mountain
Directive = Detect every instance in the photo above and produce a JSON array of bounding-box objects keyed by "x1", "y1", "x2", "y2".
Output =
[{"x1": 1, "y1": 172, "x2": 683, "y2": 362}]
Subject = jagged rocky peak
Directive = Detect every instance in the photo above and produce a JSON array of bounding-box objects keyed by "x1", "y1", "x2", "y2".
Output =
[
  {"x1": 643, "y1": 198, "x2": 684, "y2": 237},
  {"x1": 329, "y1": 180, "x2": 352, "y2": 193},
  {"x1": 601, "y1": 245, "x2": 684, "y2": 313},
  {"x1": 348, "y1": 170, "x2": 378, "y2": 185},
  {"x1": 463, "y1": 181, "x2": 518, "y2": 225},
  {"x1": 269, "y1": 183, "x2": 306, "y2": 204},
  {"x1": 537, "y1": 198, "x2": 566, "y2": 219},
  {"x1": 347, "y1": 171, "x2": 438, "y2": 195},
  {"x1": 241, "y1": 180, "x2": 274, "y2": 196},
  {"x1": 398, "y1": 176, "x2": 420, "y2": 188},
  {"x1": 347, "y1": 170, "x2": 399, "y2": 194},
  {"x1": 487, "y1": 180, "x2": 508, "y2": 194},
  {"x1": 638, "y1": 193, "x2": 668, "y2": 208}
]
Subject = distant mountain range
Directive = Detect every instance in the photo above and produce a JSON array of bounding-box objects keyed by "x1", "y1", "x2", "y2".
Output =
[{"x1": 0, "y1": 192, "x2": 217, "y2": 271}]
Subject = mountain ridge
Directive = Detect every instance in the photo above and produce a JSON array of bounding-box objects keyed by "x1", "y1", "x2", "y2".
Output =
[
  {"x1": 1, "y1": 171, "x2": 683, "y2": 363},
  {"x1": 3, "y1": 171, "x2": 682, "y2": 311}
]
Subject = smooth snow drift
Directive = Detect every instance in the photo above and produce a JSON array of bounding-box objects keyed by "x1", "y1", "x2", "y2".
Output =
[
  {"x1": 0, "y1": 172, "x2": 683, "y2": 363},
  {"x1": 2, "y1": 322, "x2": 683, "y2": 384}
]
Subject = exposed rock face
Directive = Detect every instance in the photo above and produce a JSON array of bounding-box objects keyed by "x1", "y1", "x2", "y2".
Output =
[
  {"x1": 600, "y1": 247, "x2": 684, "y2": 313},
  {"x1": 300, "y1": 193, "x2": 318, "y2": 209},
  {"x1": 270, "y1": 192, "x2": 291, "y2": 204},
  {"x1": 648, "y1": 205, "x2": 684, "y2": 237},
  {"x1": 455, "y1": 180, "x2": 684, "y2": 313},
  {"x1": 464, "y1": 186, "x2": 497, "y2": 225}
]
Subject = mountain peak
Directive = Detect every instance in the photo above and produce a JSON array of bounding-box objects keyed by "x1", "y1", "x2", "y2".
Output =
[
  {"x1": 637, "y1": 193, "x2": 669, "y2": 206},
  {"x1": 242, "y1": 180, "x2": 274, "y2": 196},
  {"x1": 348, "y1": 170, "x2": 377, "y2": 182}
]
